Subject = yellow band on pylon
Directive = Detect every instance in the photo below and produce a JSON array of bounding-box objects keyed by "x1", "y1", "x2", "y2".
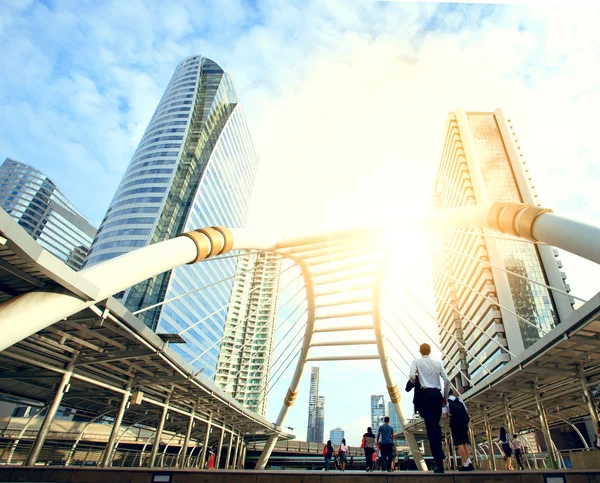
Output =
[
  {"x1": 284, "y1": 388, "x2": 298, "y2": 407},
  {"x1": 387, "y1": 385, "x2": 401, "y2": 404}
]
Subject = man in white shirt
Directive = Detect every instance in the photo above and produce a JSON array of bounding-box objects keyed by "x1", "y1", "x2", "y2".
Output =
[
  {"x1": 409, "y1": 343, "x2": 450, "y2": 474},
  {"x1": 512, "y1": 434, "x2": 524, "y2": 469}
]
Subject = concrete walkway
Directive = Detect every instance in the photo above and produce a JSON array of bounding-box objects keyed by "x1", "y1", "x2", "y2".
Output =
[{"x1": 1, "y1": 467, "x2": 599, "y2": 482}]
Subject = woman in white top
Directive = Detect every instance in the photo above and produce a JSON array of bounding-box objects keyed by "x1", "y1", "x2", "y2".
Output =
[{"x1": 338, "y1": 438, "x2": 349, "y2": 471}]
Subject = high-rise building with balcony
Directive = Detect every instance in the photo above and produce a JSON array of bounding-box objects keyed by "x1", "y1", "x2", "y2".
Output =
[
  {"x1": 370, "y1": 394, "x2": 386, "y2": 438},
  {"x1": 329, "y1": 427, "x2": 345, "y2": 445},
  {"x1": 0, "y1": 158, "x2": 96, "y2": 270},
  {"x1": 84, "y1": 56, "x2": 259, "y2": 375},
  {"x1": 307, "y1": 367, "x2": 325, "y2": 443},
  {"x1": 214, "y1": 252, "x2": 282, "y2": 415},
  {"x1": 432, "y1": 108, "x2": 573, "y2": 390}
]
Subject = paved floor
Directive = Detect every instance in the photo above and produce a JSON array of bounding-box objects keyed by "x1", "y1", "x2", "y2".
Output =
[{"x1": 1, "y1": 467, "x2": 599, "y2": 482}]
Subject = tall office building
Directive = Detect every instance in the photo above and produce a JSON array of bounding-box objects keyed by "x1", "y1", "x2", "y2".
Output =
[
  {"x1": 307, "y1": 367, "x2": 325, "y2": 443},
  {"x1": 329, "y1": 427, "x2": 345, "y2": 445},
  {"x1": 85, "y1": 56, "x2": 259, "y2": 375},
  {"x1": 432, "y1": 108, "x2": 573, "y2": 389},
  {"x1": 214, "y1": 252, "x2": 282, "y2": 415},
  {"x1": 370, "y1": 395, "x2": 386, "y2": 438},
  {"x1": 387, "y1": 401, "x2": 401, "y2": 431},
  {"x1": 0, "y1": 158, "x2": 96, "y2": 270}
]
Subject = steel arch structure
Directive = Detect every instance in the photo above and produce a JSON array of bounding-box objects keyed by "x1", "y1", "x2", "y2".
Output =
[{"x1": 0, "y1": 202, "x2": 599, "y2": 471}]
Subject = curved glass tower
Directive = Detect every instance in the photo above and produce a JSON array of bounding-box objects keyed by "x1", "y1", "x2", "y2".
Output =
[
  {"x1": 85, "y1": 56, "x2": 259, "y2": 375},
  {"x1": 0, "y1": 158, "x2": 96, "y2": 270}
]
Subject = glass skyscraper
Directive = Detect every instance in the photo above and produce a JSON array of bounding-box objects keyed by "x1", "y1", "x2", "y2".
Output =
[
  {"x1": 307, "y1": 367, "x2": 325, "y2": 443},
  {"x1": 0, "y1": 158, "x2": 96, "y2": 270},
  {"x1": 432, "y1": 108, "x2": 573, "y2": 388},
  {"x1": 85, "y1": 56, "x2": 259, "y2": 375}
]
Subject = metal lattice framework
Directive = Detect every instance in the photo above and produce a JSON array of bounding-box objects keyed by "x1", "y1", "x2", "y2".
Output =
[{"x1": 0, "y1": 201, "x2": 599, "y2": 471}]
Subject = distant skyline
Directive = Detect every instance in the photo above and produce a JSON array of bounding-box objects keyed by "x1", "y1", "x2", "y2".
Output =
[{"x1": 2, "y1": 0, "x2": 600, "y2": 445}]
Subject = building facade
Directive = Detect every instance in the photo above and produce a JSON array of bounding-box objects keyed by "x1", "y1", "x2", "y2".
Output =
[
  {"x1": 214, "y1": 252, "x2": 282, "y2": 415},
  {"x1": 432, "y1": 108, "x2": 573, "y2": 390},
  {"x1": 307, "y1": 367, "x2": 325, "y2": 443},
  {"x1": 329, "y1": 427, "x2": 345, "y2": 445},
  {"x1": 387, "y1": 401, "x2": 401, "y2": 431},
  {"x1": 370, "y1": 395, "x2": 386, "y2": 438},
  {"x1": 0, "y1": 158, "x2": 96, "y2": 270},
  {"x1": 84, "y1": 56, "x2": 259, "y2": 375}
]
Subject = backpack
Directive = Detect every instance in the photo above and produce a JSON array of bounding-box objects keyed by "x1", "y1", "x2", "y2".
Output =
[
  {"x1": 323, "y1": 446, "x2": 328, "y2": 456},
  {"x1": 448, "y1": 397, "x2": 470, "y2": 425}
]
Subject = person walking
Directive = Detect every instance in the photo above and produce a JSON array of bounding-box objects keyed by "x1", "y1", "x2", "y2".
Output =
[
  {"x1": 362, "y1": 427, "x2": 377, "y2": 472},
  {"x1": 338, "y1": 438, "x2": 349, "y2": 471},
  {"x1": 377, "y1": 416, "x2": 395, "y2": 472},
  {"x1": 409, "y1": 343, "x2": 450, "y2": 474},
  {"x1": 323, "y1": 440, "x2": 333, "y2": 471},
  {"x1": 442, "y1": 389, "x2": 474, "y2": 471},
  {"x1": 497, "y1": 427, "x2": 514, "y2": 470},
  {"x1": 512, "y1": 434, "x2": 525, "y2": 470},
  {"x1": 390, "y1": 443, "x2": 397, "y2": 471}
]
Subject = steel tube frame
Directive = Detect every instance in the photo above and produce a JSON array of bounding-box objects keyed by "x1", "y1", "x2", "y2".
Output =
[
  {"x1": 178, "y1": 403, "x2": 196, "y2": 469},
  {"x1": 149, "y1": 403, "x2": 169, "y2": 467},
  {"x1": 100, "y1": 382, "x2": 131, "y2": 467},
  {"x1": 534, "y1": 383, "x2": 558, "y2": 469},
  {"x1": 25, "y1": 357, "x2": 76, "y2": 466},
  {"x1": 225, "y1": 430, "x2": 234, "y2": 469},
  {"x1": 215, "y1": 425, "x2": 225, "y2": 469},
  {"x1": 199, "y1": 414, "x2": 212, "y2": 469}
]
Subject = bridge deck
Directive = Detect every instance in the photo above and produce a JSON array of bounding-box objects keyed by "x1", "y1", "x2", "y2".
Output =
[{"x1": 1, "y1": 468, "x2": 599, "y2": 482}]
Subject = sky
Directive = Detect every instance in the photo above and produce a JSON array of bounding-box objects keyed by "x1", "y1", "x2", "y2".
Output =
[{"x1": 2, "y1": 0, "x2": 600, "y2": 446}]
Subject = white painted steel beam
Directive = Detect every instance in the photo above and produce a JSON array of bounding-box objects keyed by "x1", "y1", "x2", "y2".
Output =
[
  {"x1": 306, "y1": 355, "x2": 379, "y2": 362},
  {"x1": 313, "y1": 324, "x2": 374, "y2": 333},
  {"x1": 310, "y1": 340, "x2": 376, "y2": 347}
]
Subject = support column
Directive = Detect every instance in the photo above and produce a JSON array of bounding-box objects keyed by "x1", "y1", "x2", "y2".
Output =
[
  {"x1": 232, "y1": 432, "x2": 241, "y2": 469},
  {"x1": 101, "y1": 382, "x2": 131, "y2": 467},
  {"x1": 240, "y1": 442, "x2": 247, "y2": 469},
  {"x1": 579, "y1": 366, "x2": 599, "y2": 430},
  {"x1": 504, "y1": 396, "x2": 515, "y2": 437},
  {"x1": 483, "y1": 407, "x2": 496, "y2": 470},
  {"x1": 215, "y1": 425, "x2": 225, "y2": 469},
  {"x1": 149, "y1": 403, "x2": 169, "y2": 467},
  {"x1": 199, "y1": 414, "x2": 212, "y2": 470},
  {"x1": 225, "y1": 430, "x2": 234, "y2": 469},
  {"x1": 449, "y1": 430, "x2": 458, "y2": 469},
  {"x1": 179, "y1": 404, "x2": 196, "y2": 469},
  {"x1": 469, "y1": 426, "x2": 477, "y2": 470},
  {"x1": 26, "y1": 358, "x2": 76, "y2": 466},
  {"x1": 534, "y1": 383, "x2": 558, "y2": 469}
]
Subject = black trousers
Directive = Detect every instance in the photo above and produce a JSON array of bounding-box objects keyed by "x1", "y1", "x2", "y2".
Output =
[
  {"x1": 418, "y1": 388, "x2": 445, "y2": 465},
  {"x1": 380, "y1": 443, "x2": 393, "y2": 471},
  {"x1": 514, "y1": 448, "x2": 524, "y2": 469},
  {"x1": 364, "y1": 448, "x2": 375, "y2": 470}
]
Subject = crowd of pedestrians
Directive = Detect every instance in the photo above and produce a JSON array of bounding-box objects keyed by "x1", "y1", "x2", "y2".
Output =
[{"x1": 320, "y1": 342, "x2": 548, "y2": 473}]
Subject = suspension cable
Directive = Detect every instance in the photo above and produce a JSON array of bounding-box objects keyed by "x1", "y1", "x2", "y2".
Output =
[
  {"x1": 227, "y1": 302, "x2": 307, "y2": 382},
  {"x1": 190, "y1": 263, "x2": 298, "y2": 364},
  {"x1": 389, "y1": 357, "x2": 409, "y2": 380},
  {"x1": 447, "y1": 246, "x2": 586, "y2": 303},
  {"x1": 207, "y1": 267, "x2": 303, "y2": 368},
  {"x1": 443, "y1": 228, "x2": 543, "y2": 245},
  {"x1": 232, "y1": 310, "x2": 308, "y2": 396},
  {"x1": 433, "y1": 266, "x2": 550, "y2": 336},
  {"x1": 388, "y1": 286, "x2": 492, "y2": 375},
  {"x1": 255, "y1": 348, "x2": 301, "y2": 408},
  {"x1": 390, "y1": 270, "x2": 517, "y2": 359},
  {"x1": 133, "y1": 254, "x2": 275, "y2": 315},
  {"x1": 383, "y1": 297, "x2": 474, "y2": 385}
]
